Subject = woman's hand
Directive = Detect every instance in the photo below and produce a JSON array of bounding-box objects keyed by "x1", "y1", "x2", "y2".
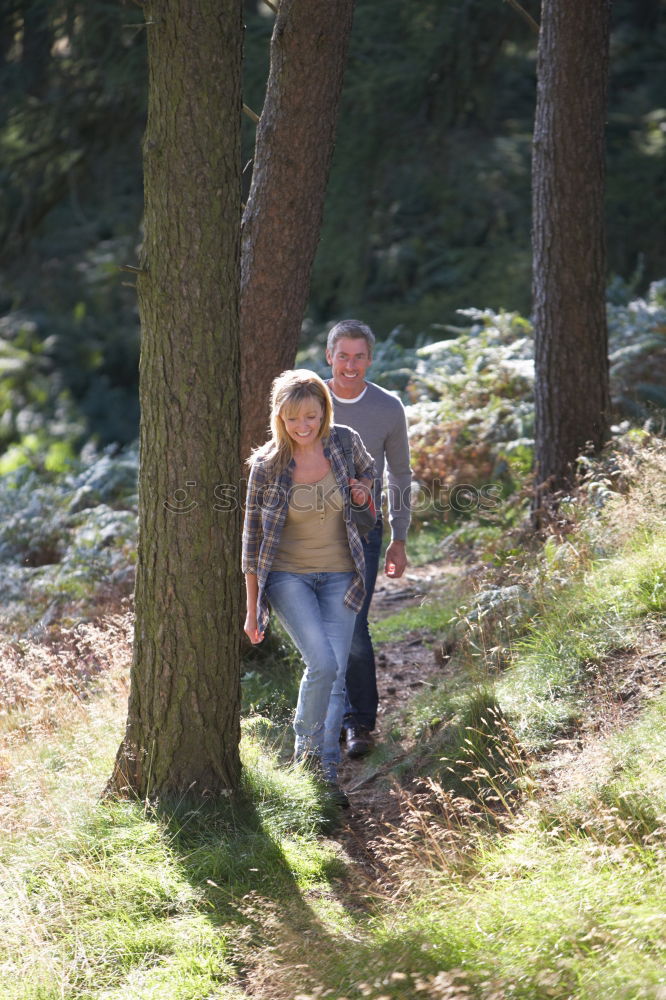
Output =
[
  {"x1": 244, "y1": 572, "x2": 264, "y2": 644},
  {"x1": 349, "y1": 477, "x2": 372, "y2": 507},
  {"x1": 244, "y1": 613, "x2": 265, "y2": 644}
]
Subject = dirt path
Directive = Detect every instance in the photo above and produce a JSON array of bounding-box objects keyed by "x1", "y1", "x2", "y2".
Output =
[
  {"x1": 334, "y1": 562, "x2": 666, "y2": 874},
  {"x1": 334, "y1": 561, "x2": 461, "y2": 868}
]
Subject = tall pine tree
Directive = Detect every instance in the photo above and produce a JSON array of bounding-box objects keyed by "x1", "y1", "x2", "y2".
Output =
[
  {"x1": 108, "y1": 0, "x2": 243, "y2": 801},
  {"x1": 532, "y1": 0, "x2": 612, "y2": 514}
]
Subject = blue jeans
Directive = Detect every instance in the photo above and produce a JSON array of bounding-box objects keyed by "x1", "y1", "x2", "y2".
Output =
[
  {"x1": 344, "y1": 518, "x2": 383, "y2": 731},
  {"x1": 266, "y1": 570, "x2": 356, "y2": 780}
]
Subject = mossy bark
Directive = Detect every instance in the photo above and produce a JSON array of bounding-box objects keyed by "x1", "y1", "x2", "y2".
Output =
[
  {"x1": 240, "y1": 0, "x2": 355, "y2": 461},
  {"x1": 532, "y1": 0, "x2": 611, "y2": 505},
  {"x1": 108, "y1": 0, "x2": 243, "y2": 800}
]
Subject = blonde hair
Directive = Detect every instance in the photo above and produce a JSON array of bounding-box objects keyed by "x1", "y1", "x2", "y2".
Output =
[{"x1": 250, "y1": 369, "x2": 333, "y2": 472}]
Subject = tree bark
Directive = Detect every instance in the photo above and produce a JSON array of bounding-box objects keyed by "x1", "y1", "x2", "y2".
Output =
[
  {"x1": 532, "y1": 0, "x2": 611, "y2": 508},
  {"x1": 240, "y1": 0, "x2": 355, "y2": 461},
  {"x1": 108, "y1": 0, "x2": 243, "y2": 802}
]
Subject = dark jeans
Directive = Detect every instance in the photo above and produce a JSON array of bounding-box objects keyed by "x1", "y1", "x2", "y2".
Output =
[{"x1": 343, "y1": 517, "x2": 383, "y2": 731}]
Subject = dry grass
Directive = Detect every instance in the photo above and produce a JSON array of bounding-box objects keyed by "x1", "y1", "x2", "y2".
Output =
[
  {"x1": 0, "y1": 607, "x2": 131, "y2": 841},
  {"x1": 0, "y1": 606, "x2": 132, "y2": 736}
]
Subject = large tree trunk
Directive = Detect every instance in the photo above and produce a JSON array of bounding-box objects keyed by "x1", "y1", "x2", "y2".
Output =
[
  {"x1": 240, "y1": 0, "x2": 355, "y2": 460},
  {"x1": 108, "y1": 0, "x2": 243, "y2": 801},
  {"x1": 532, "y1": 0, "x2": 611, "y2": 510}
]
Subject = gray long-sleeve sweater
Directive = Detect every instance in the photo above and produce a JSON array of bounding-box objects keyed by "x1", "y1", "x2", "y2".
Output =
[{"x1": 330, "y1": 381, "x2": 412, "y2": 542}]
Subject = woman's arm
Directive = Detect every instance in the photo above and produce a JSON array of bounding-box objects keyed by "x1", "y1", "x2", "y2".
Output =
[
  {"x1": 350, "y1": 428, "x2": 376, "y2": 483},
  {"x1": 244, "y1": 572, "x2": 265, "y2": 644},
  {"x1": 349, "y1": 429, "x2": 376, "y2": 505},
  {"x1": 242, "y1": 461, "x2": 266, "y2": 644},
  {"x1": 242, "y1": 461, "x2": 264, "y2": 575}
]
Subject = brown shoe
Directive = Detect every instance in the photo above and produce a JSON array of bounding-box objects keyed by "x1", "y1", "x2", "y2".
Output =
[{"x1": 344, "y1": 725, "x2": 374, "y2": 759}]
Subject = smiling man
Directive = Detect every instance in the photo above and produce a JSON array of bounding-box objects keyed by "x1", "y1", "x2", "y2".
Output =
[{"x1": 325, "y1": 319, "x2": 412, "y2": 759}]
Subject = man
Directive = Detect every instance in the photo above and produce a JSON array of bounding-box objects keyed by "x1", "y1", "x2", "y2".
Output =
[{"x1": 325, "y1": 318, "x2": 412, "y2": 758}]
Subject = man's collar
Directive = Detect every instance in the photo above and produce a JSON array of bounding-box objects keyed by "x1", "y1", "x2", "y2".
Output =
[{"x1": 327, "y1": 379, "x2": 369, "y2": 403}]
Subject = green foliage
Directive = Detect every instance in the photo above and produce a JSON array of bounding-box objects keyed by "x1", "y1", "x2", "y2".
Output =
[
  {"x1": 0, "y1": 1, "x2": 144, "y2": 447},
  {"x1": 297, "y1": 0, "x2": 666, "y2": 335},
  {"x1": 304, "y1": 0, "x2": 537, "y2": 333},
  {"x1": 0, "y1": 446, "x2": 137, "y2": 630},
  {"x1": 406, "y1": 309, "x2": 535, "y2": 516},
  {"x1": 0, "y1": 2, "x2": 665, "y2": 451},
  {"x1": 607, "y1": 278, "x2": 666, "y2": 422},
  {"x1": 0, "y1": 1, "x2": 146, "y2": 256}
]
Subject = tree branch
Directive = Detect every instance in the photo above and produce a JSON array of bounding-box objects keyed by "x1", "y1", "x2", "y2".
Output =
[
  {"x1": 242, "y1": 103, "x2": 260, "y2": 124},
  {"x1": 504, "y1": 0, "x2": 539, "y2": 35}
]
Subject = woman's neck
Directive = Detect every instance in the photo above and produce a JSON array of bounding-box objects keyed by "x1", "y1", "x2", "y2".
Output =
[
  {"x1": 290, "y1": 438, "x2": 330, "y2": 483},
  {"x1": 292, "y1": 441, "x2": 322, "y2": 458}
]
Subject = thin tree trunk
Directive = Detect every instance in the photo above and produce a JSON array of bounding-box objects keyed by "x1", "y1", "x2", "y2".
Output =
[
  {"x1": 108, "y1": 0, "x2": 243, "y2": 802},
  {"x1": 532, "y1": 0, "x2": 611, "y2": 511},
  {"x1": 240, "y1": 0, "x2": 355, "y2": 461}
]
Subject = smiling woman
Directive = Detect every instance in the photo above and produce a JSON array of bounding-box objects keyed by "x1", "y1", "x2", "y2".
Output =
[
  {"x1": 283, "y1": 397, "x2": 325, "y2": 445},
  {"x1": 242, "y1": 369, "x2": 375, "y2": 805}
]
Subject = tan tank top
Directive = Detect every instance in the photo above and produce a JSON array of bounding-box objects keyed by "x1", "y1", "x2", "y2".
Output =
[{"x1": 271, "y1": 467, "x2": 354, "y2": 573}]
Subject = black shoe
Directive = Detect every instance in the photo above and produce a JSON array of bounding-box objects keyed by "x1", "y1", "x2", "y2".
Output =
[{"x1": 344, "y1": 725, "x2": 374, "y2": 759}]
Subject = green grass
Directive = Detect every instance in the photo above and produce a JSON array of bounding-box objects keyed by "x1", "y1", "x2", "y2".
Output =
[
  {"x1": 289, "y1": 690, "x2": 666, "y2": 1000},
  {"x1": 0, "y1": 694, "x2": 349, "y2": 1000},
  {"x1": 3, "y1": 444, "x2": 666, "y2": 999},
  {"x1": 297, "y1": 477, "x2": 666, "y2": 999},
  {"x1": 497, "y1": 528, "x2": 666, "y2": 749},
  {"x1": 372, "y1": 593, "x2": 459, "y2": 643}
]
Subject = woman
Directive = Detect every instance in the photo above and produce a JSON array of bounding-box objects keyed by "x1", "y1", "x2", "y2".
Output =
[{"x1": 242, "y1": 370, "x2": 375, "y2": 805}]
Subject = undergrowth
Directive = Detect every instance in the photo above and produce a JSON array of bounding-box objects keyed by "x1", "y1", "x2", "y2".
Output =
[
  {"x1": 1, "y1": 433, "x2": 666, "y2": 999},
  {"x1": 0, "y1": 678, "x2": 349, "y2": 999}
]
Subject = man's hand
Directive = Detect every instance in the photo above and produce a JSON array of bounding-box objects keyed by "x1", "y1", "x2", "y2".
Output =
[{"x1": 384, "y1": 539, "x2": 407, "y2": 579}]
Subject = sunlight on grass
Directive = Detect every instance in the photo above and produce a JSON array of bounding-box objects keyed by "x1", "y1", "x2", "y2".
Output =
[
  {"x1": 2, "y1": 435, "x2": 666, "y2": 1000},
  {"x1": 372, "y1": 595, "x2": 458, "y2": 643},
  {"x1": 0, "y1": 688, "x2": 348, "y2": 1000},
  {"x1": 328, "y1": 694, "x2": 666, "y2": 1000},
  {"x1": 497, "y1": 528, "x2": 666, "y2": 749}
]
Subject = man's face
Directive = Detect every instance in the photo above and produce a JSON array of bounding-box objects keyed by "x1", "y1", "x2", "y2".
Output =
[{"x1": 326, "y1": 337, "x2": 372, "y2": 397}]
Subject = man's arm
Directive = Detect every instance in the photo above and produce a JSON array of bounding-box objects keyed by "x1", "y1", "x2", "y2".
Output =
[
  {"x1": 384, "y1": 406, "x2": 412, "y2": 578},
  {"x1": 385, "y1": 539, "x2": 407, "y2": 578}
]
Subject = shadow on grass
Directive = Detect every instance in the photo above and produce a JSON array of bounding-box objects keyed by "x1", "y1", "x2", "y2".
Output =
[
  {"x1": 151, "y1": 777, "x2": 358, "y2": 997},
  {"x1": 157, "y1": 786, "x2": 480, "y2": 1000}
]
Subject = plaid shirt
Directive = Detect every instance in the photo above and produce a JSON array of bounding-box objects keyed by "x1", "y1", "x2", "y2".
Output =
[{"x1": 242, "y1": 426, "x2": 375, "y2": 634}]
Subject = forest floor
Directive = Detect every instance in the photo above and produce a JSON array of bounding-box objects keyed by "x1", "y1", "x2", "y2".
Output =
[
  {"x1": 238, "y1": 546, "x2": 666, "y2": 999},
  {"x1": 338, "y1": 561, "x2": 459, "y2": 835},
  {"x1": 335, "y1": 557, "x2": 666, "y2": 902},
  {"x1": 3, "y1": 488, "x2": 666, "y2": 1000}
]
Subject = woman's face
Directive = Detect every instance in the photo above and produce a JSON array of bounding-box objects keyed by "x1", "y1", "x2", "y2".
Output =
[{"x1": 281, "y1": 395, "x2": 324, "y2": 447}]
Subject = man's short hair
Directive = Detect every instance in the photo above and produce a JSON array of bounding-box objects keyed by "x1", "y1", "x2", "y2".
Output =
[{"x1": 326, "y1": 319, "x2": 376, "y2": 356}]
